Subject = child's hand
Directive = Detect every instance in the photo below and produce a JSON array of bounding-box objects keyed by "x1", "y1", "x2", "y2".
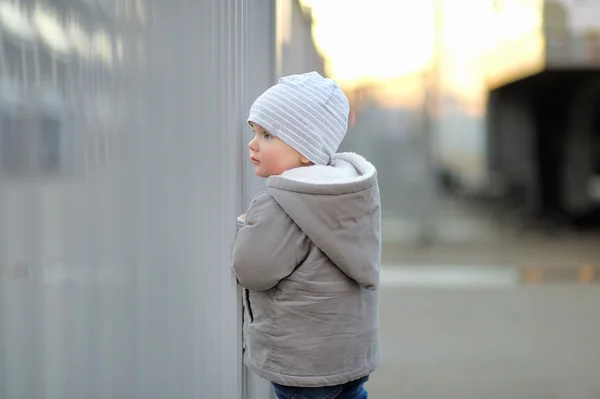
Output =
[{"x1": 236, "y1": 214, "x2": 246, "y2": 231}]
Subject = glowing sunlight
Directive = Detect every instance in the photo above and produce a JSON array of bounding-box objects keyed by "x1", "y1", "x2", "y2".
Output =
[{"x1": 300, "y1": 0, "x2": 435, "y2": 87}]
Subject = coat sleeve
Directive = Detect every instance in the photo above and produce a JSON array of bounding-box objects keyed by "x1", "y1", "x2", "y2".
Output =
[{"x1": 232, "y1": 191, "x2": 309, "y2": 291}]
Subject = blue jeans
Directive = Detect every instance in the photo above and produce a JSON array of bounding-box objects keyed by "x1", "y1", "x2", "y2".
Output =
[{"x1": 272, "y1": 376, "x2": 368, "y2": 399}]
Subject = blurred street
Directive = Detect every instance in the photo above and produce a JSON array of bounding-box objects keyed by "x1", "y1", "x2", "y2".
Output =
[
  {"x1": 369, "y1": 277, "x2": 600, "y2": 399},
  {"x1": 381, "y1": 198, "x2": 600, "y2": 267}
]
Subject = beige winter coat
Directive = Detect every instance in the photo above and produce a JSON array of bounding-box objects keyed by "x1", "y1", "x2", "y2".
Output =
[{"x1": 232, "y1": 152, "x2": 381, "y2": 387}]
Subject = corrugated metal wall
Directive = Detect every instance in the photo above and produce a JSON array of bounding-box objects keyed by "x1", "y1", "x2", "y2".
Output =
[{"x1": 0, "y1": 0, "x2": 267, "y2": 398}]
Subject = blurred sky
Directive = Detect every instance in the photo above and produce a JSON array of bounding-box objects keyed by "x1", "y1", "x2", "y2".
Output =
[
  {"x1": 299, "y1": 0, "x2": 544, "y2": 88},
  {"x1": 300, "y1": 0, "x2": 434, "y2": 84}
]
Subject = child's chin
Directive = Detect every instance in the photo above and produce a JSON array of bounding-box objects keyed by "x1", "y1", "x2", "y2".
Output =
[{"x1": 255, "y1": 170, "x2": 270, "y2": 178}]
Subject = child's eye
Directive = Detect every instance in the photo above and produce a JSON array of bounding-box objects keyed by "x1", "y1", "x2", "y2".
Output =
[{"x1": 263, "y1": 132, "x2": 271, "y2": 139}]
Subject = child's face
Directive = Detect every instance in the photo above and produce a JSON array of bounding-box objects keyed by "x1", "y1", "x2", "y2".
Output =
[{"x1": 248, "y1": 122, "x2": 310, "y2": 178}]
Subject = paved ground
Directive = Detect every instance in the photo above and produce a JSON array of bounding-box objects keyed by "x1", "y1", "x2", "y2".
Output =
[{"x1": 366, "y1": 265, "x2": 600, "y2": 399}]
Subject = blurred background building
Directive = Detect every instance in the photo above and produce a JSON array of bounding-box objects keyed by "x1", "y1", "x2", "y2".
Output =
[{"x1": 1, "y1": 0, "x2": 600, "y2": 398}]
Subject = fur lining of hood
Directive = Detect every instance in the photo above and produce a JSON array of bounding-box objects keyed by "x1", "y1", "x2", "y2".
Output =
[{"x1": 278, "y1": 152, "x2": 376, "y2": 185}]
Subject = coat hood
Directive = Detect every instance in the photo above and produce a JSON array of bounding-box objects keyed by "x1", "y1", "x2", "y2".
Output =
[{"x1": 266, "y1": 152, "x2": 381, "y2": 289}]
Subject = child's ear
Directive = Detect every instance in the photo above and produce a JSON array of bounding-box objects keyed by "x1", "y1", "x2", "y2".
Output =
[{"x1": 300, "y1": 156, "x2": 311, "y2": 165}]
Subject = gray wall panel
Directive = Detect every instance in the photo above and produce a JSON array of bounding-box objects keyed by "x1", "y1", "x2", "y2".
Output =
[{"x1": 0, "y1": 0, "x2": 248, "y2": 398}]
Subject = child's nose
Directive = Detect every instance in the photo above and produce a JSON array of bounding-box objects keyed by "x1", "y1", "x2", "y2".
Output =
[{"x1": 248, "y1": 137, "x2": 258, "y2": 152}]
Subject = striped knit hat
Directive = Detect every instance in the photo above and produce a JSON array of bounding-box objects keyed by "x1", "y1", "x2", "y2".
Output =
[{"x1": 248, "y1": 71, "x2": 350, "y2": 166}]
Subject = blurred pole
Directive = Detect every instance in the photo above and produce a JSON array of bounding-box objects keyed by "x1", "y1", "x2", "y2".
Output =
[{"x1": 419, "y1": 0, "x2": 443, "y2": 246}]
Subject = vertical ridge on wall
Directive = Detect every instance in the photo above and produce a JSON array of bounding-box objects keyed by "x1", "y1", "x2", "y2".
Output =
[{"x1": 0, "y1": 0, "x2": 258, "y2": 398}]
